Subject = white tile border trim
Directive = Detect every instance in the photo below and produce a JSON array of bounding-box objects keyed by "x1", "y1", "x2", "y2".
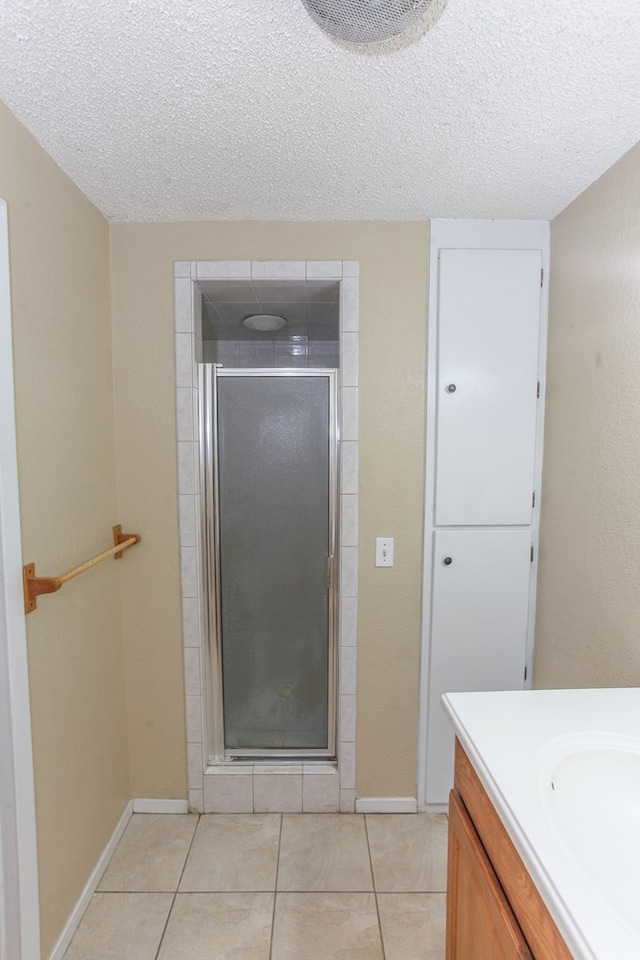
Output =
[
  {"x1": 132, "y1": 798, "x2": 190, "y2": 814},
  {"x1": 355, "y1": 797, "x2": 418, "y2": 814},
  {"x1": 174, "y1": 260, "x2": 359, "y2": 813},
  {"x1": 48, "y1": 801, "x2": 133, "y2": 960}
]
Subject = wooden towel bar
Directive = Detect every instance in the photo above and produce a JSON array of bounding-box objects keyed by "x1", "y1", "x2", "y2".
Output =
[{"x1": 23, "y1": 525, "x2": 141, "y2": 614}]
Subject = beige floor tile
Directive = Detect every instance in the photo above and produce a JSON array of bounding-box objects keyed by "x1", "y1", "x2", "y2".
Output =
[
  {"x1": 156, "y1": 893, "x2": 273, "y2": 960},
  {"x1": 180, "y1": 814, "x2": 280, "y2": 891},
  {"x1": 272, "y1": 892, "x2": 383, "y2": 960},
  {"x1": 366, "y1": 814, "x2": 448, "y2": 892},
  {"x1": 378, "y1": 893, "x2": 446, "y2": 960},
  {"x1": 278, "y1": 814, "x2": 373, "y2": 891},
  {"x1": 63, "y1": 893, "x2": 173, "y2": 960},
  {"x1": 98, "y1": 814, "x2": 198, "y2": 892}
]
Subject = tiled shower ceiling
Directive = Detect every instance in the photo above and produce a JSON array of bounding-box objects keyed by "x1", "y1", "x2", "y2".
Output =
[{"x1": 199, "y1": 280, "x2": 339, "y2": 342}]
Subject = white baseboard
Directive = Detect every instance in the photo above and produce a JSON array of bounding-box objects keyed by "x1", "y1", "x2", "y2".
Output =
[
  {"x1": 355, "y1": 796, "x2": 418, "y2": 814},
  {"x1": 48, "y1": 800, "x2": 133, "y2": 960},
  {"x1": 132, "y1": 798, "x2": 190, "y2": 814}
]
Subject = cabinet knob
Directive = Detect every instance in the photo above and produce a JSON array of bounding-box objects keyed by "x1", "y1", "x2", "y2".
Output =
[
  {"x1": 446, "y1": 383, "x2": 457, "y2": 393},
  {"x1": 443, "y1": 556, "x2": 453, "y2": 566}
]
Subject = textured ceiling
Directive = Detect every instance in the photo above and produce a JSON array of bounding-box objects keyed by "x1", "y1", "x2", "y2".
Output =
[{"x1": 0, "y1": 0, "x2": 639, "y2": 222}]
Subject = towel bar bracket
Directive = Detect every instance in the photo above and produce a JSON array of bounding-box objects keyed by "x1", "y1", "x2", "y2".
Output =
[{"x1": 23, "y1": 524, "x2": 141, "y2": 614}]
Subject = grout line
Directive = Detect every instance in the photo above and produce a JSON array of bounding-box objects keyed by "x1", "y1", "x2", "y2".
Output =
[
  {"x1": 268, "y1": 814, "x2": 284, "y2": 960},
  {"x1": 364, "y1": 814, "x2": 386, "y2": 960},
  {"x1": 152, "y1": 813, "x2": 201, "y2": 960}
]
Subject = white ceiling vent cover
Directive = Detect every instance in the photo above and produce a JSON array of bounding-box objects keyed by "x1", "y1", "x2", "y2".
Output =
[{"x1": 301, "y1": 0, "x2": 444, "y2": 47}]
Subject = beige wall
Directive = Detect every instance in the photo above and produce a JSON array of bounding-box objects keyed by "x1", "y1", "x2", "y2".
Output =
[
  {"x1": 110, "y1": 222, "x2": 429, "y2": 799},
  {"x1": 535, "y1": 141, "x2": 640, "y2": 687},
  {"x1": 0, "y1": 102, "x2": 130, "y2": 957}
]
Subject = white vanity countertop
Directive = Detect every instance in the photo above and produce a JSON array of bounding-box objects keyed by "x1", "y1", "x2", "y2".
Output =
[{"x1": 442, "y1": 687, "x2": 640, "y2": 960}]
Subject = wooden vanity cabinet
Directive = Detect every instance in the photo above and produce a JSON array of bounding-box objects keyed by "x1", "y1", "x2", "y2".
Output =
[{"x1": 447, "y1": 740, "x2": 573, "y2": 960}]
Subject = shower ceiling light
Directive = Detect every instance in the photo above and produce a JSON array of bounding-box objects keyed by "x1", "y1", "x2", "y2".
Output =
[
  {"x1": 243, "y1": 314, "x2": 287, "y2": 332},
  {"x1": 300, "y1": 0, "x2": 444, "y2": 47}
]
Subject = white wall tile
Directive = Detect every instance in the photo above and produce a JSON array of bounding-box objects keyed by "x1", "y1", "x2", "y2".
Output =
[
  {"x1": 251, "y1": 261, "x2": 306, "y2": 280},
  {"x1": 178, "y1": 495, "x2": 197, "y2": 547},
  {"x1": 180, "y1": 547, "x2": 198, "y2": 598},
  {"x1": 340, "y1": 646, "x2": 357, "y2": 697},
  {"x1": 178, "y1": 440, "x2": 198, "y2": 494},
  {"x1": 193, "y1": 289, "x2": 203, "y2": 361},
  {"x1": 340, "y1": 596, "x2": 358, "y2": 645},
  {"x1": 188, "y1": 789, "x2": 204, "y2": 813},
  {"x1": 253, "y1": 765, "x2": 303, "y2": 776},
  {"x1": 340, "y1": 695, "x2": 356, "y2": 742},
  {"x1": 254, "y1": 774, "x2": 302, "y2": 813},
  {"x1": 340, "y1": 441, "x2": 358, "y2": 495},
  {"x1": 183, "y1": 647, "x2": 201, "y2": 697},
  {"x1": 274, "y1": 342, "x2": 308, "y2": 368},
  {"x1": 342, "y1": 261, "x2": 360, "y2": 278},
  {"x1": 202, "y1": 341, "x2": 219, "y2": 364},
  {"x1": 340, "y1": 495, "x2": 358, "y2": 547},
  {"x1": 204, "y1": 772, "x2": 253, "y2": 814},
  {"x1": 214, "y1": 340, "x2": 275, "y2": 367},
  {"x1": 174, "y1": 261, "x2": 191, "y2": 278},
  {"x1": 340, "y1": 332, "x2": 359, "y2": 387},
  {"x1": 340, "y1": 278, "x2": 359, "y2": 332},
  {"x1": 340, "y1": 387, "x2": 358, "y2": 441},
  {"x1": 308, "y1": 341, "x2": 339, "y2": 368},
  {"x1": 185, "y1": 696, "x2": 203, "y2": 743},
  {"x1": 339, "y1": 742, "x2": 356, "y2": 790},
  {"x1": 196, "y1": 261, "x2": 251, "y2": 279},
  {"x1": 174, "y1": 278, "x2": 193, "y2": 333},
  {"x1": 340, "y1": 789, "x2": 356, "y2": 813},
  {"x1": 175, "y1": 334, "x2": 194, "y2": 388},
  {"x1": 188, "y1": 742, "x2": 204, "y2": 789},
  {"x1": 302, "y1": 772, "x2": 339, "y2": 812},
  {"x1": 340, "y1": 546, "x2": 358, "y2": 598},
  {"x1": 176, "y1": 388, "x2": 196, "y2": 441},
  {"x1": 306, "y1": 261, "x2": 342, "y2": 279},
  {"x1": 181, "y1": 598, "x2": 201, "y2": 648}
]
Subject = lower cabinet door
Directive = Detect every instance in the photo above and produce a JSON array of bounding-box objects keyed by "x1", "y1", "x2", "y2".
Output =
[
  {"x1": 426, "y1": 528, "x2": 532, "y2": 805},
  {"x1": 447, "y1": 791, "x2": 533, "y2": 960}
]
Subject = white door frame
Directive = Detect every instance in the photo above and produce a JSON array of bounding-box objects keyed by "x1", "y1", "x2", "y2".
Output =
[{"x1": 0, "y1": 197, "x2": 40, "y2": 959}]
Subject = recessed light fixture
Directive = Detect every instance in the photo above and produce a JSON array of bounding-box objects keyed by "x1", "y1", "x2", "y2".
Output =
[{"x1": 243, "y1": 314, "x2": 287, "y2": 332}]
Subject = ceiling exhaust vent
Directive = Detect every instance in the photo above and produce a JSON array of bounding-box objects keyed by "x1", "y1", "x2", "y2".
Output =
[{"x1": 300, "y1": 0, "x2": 444, "y2": 48}]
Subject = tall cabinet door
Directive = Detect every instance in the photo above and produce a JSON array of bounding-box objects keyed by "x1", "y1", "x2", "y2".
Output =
[
  {"x1": 426, "y1": 529, "x2": 532, "y2": 805},
  {"x1": 435, "y1": 249, "x2": 542, "y2": 526}
]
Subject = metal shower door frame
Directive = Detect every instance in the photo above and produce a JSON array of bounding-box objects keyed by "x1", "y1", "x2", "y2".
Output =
[{"x1": 199, "y1": 364, "x2": 339, "y2": 762}]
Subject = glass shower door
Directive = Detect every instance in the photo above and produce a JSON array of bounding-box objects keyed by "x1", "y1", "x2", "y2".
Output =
[{"x1": 202, "y1": 368, "x2": 338, "y2": 759}]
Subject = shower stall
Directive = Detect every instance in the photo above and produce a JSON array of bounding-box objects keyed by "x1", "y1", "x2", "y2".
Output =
[{"x1": 199, "y1": 364, "x2": 339, "y2": 761}]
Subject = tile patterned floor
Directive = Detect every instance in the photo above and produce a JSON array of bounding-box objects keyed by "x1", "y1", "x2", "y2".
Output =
[{"x1": 65, "y1": 812, "x2": 448, "y2": 960}]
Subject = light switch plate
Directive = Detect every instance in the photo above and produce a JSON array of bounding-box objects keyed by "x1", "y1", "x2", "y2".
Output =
[{"x1": 375, "y1": 537, "x2": 394, "y2": 567}]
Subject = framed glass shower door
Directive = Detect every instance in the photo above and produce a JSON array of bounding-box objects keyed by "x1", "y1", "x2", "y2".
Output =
[{"x1": 200, "y1": 366, "x2": 338, "y2": 760}]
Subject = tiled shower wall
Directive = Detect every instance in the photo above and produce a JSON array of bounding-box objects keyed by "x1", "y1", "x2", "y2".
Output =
[
  {"x1": 202, "y1": 339, "x2": 340, "y2": 368},
  {"x1": 174, "y1": 260, "x2": 359, "y2": 814}
]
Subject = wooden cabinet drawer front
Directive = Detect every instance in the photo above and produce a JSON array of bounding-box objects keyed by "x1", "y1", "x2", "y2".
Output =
[{"x1": 453, "y1": 741, "x2": 572, "y2": 960}]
